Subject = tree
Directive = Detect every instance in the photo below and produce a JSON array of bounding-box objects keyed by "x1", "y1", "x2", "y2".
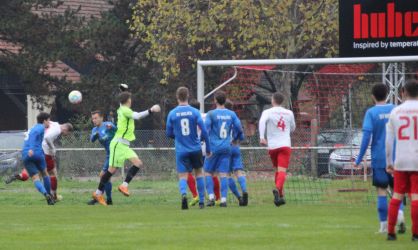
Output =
[{"x1": 130, "y1": 0, "x2": 339, "y2": 111}]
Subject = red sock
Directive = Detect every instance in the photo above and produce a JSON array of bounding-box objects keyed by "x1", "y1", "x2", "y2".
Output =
[
  {"x1": 411, "y1": 200, "x2": 418, "y2": 235},
  {"x1": 275, "y1": 171, "x2": 286, "y2": 197},
  {"x1": 213, "y1": 176, "x2": 220, "y2": 201},
  {"x1": 50, "y1": 176, "x2": 57, "y2": 193},
  {"x1": 388, "y1": 198, "x2": 402, "y2": 234},
  {"x1": 187, "y1": 173, "x2": 197, "y2": 198}
]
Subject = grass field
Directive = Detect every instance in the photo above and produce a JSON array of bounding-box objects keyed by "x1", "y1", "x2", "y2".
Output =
[{"x1": 0, "y1": 179, "x2": 416, "y2": 250}]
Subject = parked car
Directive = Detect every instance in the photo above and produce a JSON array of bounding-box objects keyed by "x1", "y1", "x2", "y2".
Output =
[
  {"x1": 0, "y1": 131, "x2": 25, "y2": 175},
  {"x1": 316, "y1": 130, "x2": 349, "y2": 176}
]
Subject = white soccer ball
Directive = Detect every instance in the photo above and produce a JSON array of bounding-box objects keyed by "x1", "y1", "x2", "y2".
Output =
[{"x1": 68, "y1": 90, "x2": 82, "y2": 104}]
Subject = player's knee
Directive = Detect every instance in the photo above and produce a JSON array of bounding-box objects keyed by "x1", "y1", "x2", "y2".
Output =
[
  {"x1": 277, "y1": 166, "x2": 287, "y2": 172},
  {"x1": 411, "y1": 194, "x2": 418, "y2": 200},
  {"x1": 178, "y1": 173, "x2": 188, "y2": 179}
]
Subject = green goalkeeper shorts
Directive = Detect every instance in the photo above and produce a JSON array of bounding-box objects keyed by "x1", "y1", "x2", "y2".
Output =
[{"x1": 109, "y1": 140, "x2": 138, "y2": 168}]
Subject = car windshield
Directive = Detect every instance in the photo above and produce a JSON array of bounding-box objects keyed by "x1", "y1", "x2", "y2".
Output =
[
  {"x1": 317, "y1": 132, "x2": 347, "y2": 145},
  {"x1": 0, "y1": 132, "x2": 25, "y2": 149},
  {"x1": 349, "y1": 131, "x2": 363, "y2": 146}
]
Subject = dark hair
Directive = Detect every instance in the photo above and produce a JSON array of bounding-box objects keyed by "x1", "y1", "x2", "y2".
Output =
[
  {"x1": 37, "y1": 112, "x2": 50, "y2": 124},
  {"x1": 91, "y1": 110, "x2": 103, "y2": 117},
  {"x1": 224, "y1": 99, "x2": 233, "y2": 110},
  {"x1": 63, "y1": 123, "x2": 74, "y2": 132},
  {"x1": 372, "y1": 83, "x2": 388, "y2": 101},
  {"x1": 272, "y1": 92, "x2": 284, "y2": 105},
  {"x1": 119, "y1": 91, "x2": 132, "y2": 104},
  {"x1": 176, "y1": 87, "x2": 189, "y2": 102},
  {"x1": 214, "y1": 91, "x2": 226, "y2": 105},
  {"x1": 404, "y1": 79, "x2": 418, "y2": 98},
  {"x1": 189, "y1": 99, "x2": 200, "y2": 109}
]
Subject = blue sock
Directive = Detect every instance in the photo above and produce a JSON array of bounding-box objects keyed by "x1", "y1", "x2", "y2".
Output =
[
  {"x1": 178, "y1": 179, "x2": 187, "y2": 196},
  {"x1": 228, "y1": 178, "x2": 241, "y2": 199},
  {"x1": 196, "y1": 177, "x2": 205, "y2": 204},
  {"x1": 220, "y1": 177, "x2": 228, "y2": 201},
  {"x1": 105, "y1": 182, "x2": 112, "y2": 200},
  {"x1": 34, "y1": 180, "x2": 47, "y2": 195},
  {"x1": 237, "y1": 176, "x2": 247, "y2": 193},
  {"x1": 42, "y1": 176, "x2": 51, "y2": 194},
  {"x1": 377, "y1": 196, "x2": 388, "y2": 222},
  {"x1": 205, "y1": 176, "x2": 214, "y2": 198}
]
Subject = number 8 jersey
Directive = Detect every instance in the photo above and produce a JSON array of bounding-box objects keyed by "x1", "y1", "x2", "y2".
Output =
[
  {"x1": 386, "y1": 100, "x2": 418, "y2": 171},
  {"x1": 166, "y1": 105, "x2": 210, "y2": 154}
]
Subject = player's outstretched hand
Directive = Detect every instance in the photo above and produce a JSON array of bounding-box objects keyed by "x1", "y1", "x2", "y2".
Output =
[
  {"x1": 353, "y1": 163, "x2": 361, "y2": 170},
  {"x1": 386, "y1": 165, "x2": 394, "y2": 174},
  {"x1": 150, "y1": 104, "x2": 161, "y2": 113},
  {"x1": 260, "y1": 138, "x2": 267, "y2": 146}
]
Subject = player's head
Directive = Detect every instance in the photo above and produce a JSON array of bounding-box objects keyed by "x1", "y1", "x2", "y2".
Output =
[
  {"x1": 91, "y1": 110, "x2": 104, "y2": 127},
  {"x1": 214, "y1": 91, "x2": 227, "y2": 107},
  {"x1": 402, "y1": 79, "x2": 418, "y2": 100},
  {"x1": 119, "y1": 91, "x2": 132, "y2": 107},
  {"x1": 371, "y1": 83, "x2": 388, "y2": 102},
  {"x1": 60, "y1": 123, "x2": 74, "y2": 135},
  {"x1": 271, "y1": 92, "x2": 284, "y2": 106},
  {"x1": 224, "y1": 99, "x2": 233, "y2": 110},
  {"x1": 176, "y1": 87, "x2": 189, "y2": 104},
  {"x1": 189, "y1": 99, "x2": 200, "y2": 109},
  {"x1": 37, "y1": 112, "x2": 50, "y2": 128}
]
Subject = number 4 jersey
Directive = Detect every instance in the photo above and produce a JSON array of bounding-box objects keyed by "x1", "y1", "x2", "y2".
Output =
[
  {"x1": 259, "y1": 106, "x2": 296, "y2": 150},
  {"x1": 386, "y1": 100, "x2": 418, "y2": 171},
  {"x1": 166, "y1": 105, "x2": 210, "y2": 154}
]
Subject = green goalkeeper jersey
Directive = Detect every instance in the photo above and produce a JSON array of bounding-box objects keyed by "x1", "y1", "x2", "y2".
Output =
[{"x1": 114, "y1": 105, "x2": 136, "y2": 142}]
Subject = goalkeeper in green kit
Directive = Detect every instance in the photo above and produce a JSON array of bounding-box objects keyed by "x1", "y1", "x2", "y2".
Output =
[{"x1": 92, "y1": 91, "x2": 161, "y2": 206}]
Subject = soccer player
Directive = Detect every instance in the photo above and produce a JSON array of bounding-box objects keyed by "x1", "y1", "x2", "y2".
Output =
[
  {"x1": 187, "y1": 99, "x2": 221, "y2": 206},
  {"x1": 22, "y1": 112, "x2": 54, "y2": 205},
  {"x1": 354, "y1": 83, "x2": 405, "y2": 234},
  {"x1": 385, "y1": 80, "x2": 418, "y2": 241},
  {"x1": 87, "y1": 110, "x2": 117, "y2": 205},
  {"x1": 166, "y1": 87, "x2": 211, "y2": 209},
  {"x1": 42, "y1": 121, "x2": 74, "y2": 201},
  {"x1": 92, "y1": 91, "x2": 161, "y2": 206},
  {"x1": 259, "y1": 92, "x2": 295, "y2": 207},
  {"x1": 204, "y1": 91, "x2": 243, "y2": 207},
  {"x1": 224, "y1": 99, "x2": 248, "y2": 206}
]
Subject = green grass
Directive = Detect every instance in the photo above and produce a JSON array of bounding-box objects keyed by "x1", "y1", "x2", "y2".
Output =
[{"x1": 0, "y1": 179, "x2": 416, "y2": 250}]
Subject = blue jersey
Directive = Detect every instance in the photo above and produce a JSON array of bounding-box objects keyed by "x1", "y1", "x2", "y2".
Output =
[
  {"x1": 356, "y1": 104, "x2": 394, "y2": 168},
  {"x1": 205, "y1": 108, "x2": 243, "y2": 153},
  {"x1": 22, "y1": 124, "x2": 45, "y2": 157},
  {"x1": 90, "y1": 122, "x2": 116, "y2": 155},
  {"x1": 166, "y1": 105, "x2": 210, "y2": 154}
]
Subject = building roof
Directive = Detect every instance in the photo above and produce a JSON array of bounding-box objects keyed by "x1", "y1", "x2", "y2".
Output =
[{"x1": 33, "y1": 0, "x2": 113, "y2": 19}]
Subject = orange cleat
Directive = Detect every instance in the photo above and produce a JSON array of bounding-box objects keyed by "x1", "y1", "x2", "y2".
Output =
[
  {"x1": 118, "y1": 185, "x2": 130, "y2": 197},
  {"x1": 92, "y1": 192, "x2": 107, "y2": 206}
]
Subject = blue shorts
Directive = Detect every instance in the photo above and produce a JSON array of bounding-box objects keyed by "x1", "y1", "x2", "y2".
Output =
[
  {"x1": 102, "y1": 156, "x2": 110, "y2": 172},
  {"x1": 204, "y1": 151, "x2": 231, "y2": 174},
  {"x1": 22, "y1": 154, "x2": 46, "y2": 177},
  {"x1": 176, "y1": 150, "x2": 203, "y2": 173},
  {"x1": 372, "y1": 168, "x2": 393, "y2": 189},
  {"x1": 230, "y1": 146, "x2": 243, "y2": 172}
]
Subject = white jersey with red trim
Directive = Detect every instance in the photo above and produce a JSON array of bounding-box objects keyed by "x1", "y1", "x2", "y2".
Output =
[
  {"x1": 42, "y1": 121, "x2": 62, "y2": 156},
  {"x1": 259, "y1": 106, "x2": 295, "y2": 150},
  {"x1": 386, "y1": 100, "x2": 418, "y2": 171}
]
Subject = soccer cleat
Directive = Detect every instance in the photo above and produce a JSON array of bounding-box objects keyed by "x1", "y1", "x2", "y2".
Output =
[
  {"x1": 412, "y1": 235, "x2": 418, "y2": 241},
  {"x1": 199, "y1": 203, "x2": 205, "y2": 209},
  {"x1": 189, "y1": 196, "x2": 199, "y2": 207},
  {"x1": 220, "y1": 202, "x2": 227, "y2": 207},
  {"x1": 45, "y1": 194, "x2": 55, "y2": 205},
  {"x1": 118, "y1": 185, "x2": 130, "y2": 197},
  {"x1": 398, "y1": 222, "x2": 406, "y2": 234},
  {"x1": 181, "y1": 195, "x2": 188, "y2": 210},
  {"x1": 92, "y1": 192, "x2": 107, "y2": 206},
  {"x1": 87, "y1": 199, "x2": 97, "y2": 205},
  {"x1": 206, "y1": 199, "x2": 215, "y2": 207},
  {"x1": 273, "y1": 189, "x2": 286, "y2": 207},
  {"x1": 238, "y1": 197, "x2": 244, "y2": 206},
  {"x1": 106, "y1": 199, "x2": 113, "y2": 205},
  {"x1": 387, "y1": 233, "x2": 397, "y2": 241},
  {"x1": 4, "y1": 175, "x2": 17, "y2": 184},
  {"x1": 242, "y1": 192, "x2": 248, "y2": 206}
]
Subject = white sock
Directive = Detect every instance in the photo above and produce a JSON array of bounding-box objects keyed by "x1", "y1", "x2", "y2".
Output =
[
  {"x1": 122, "y1": 182, "x2": 128, "y2": 187},
  {"x1": 221, "y1": 197, "x2": 227, "y2": 203},
  {"x1": 95, "y1": 189, "x2": 102, "y2": 195},
  {"x1": 379, "y1": 221, "x2": 387, "y2": 233},
  {"x1": 397, "y1": 210, "x2": 405, "y2": 223},
  {"x1": 208, "y1": 194, "x2": 214, "y2": 200}
]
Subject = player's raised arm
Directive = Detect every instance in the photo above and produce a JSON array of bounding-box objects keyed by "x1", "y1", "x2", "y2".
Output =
[
  {"x1": 197, "y1": 113, "x2": 211, "y2": 154},
  {"x1": 385, "y1": 113, "x2": 396, "y2": 172},
  {"x1": 258, "y1": 110, "x2": 268, "y2": 145},
  {"x1": 165, "y1": 112, "x2": 175, "y2": 139},
  {"x1": 355, "y1": 110, "x2": 373, "y2": 167},
  {"x1": 130, "y1": 104, "x2": 161, "y2": 120}
]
